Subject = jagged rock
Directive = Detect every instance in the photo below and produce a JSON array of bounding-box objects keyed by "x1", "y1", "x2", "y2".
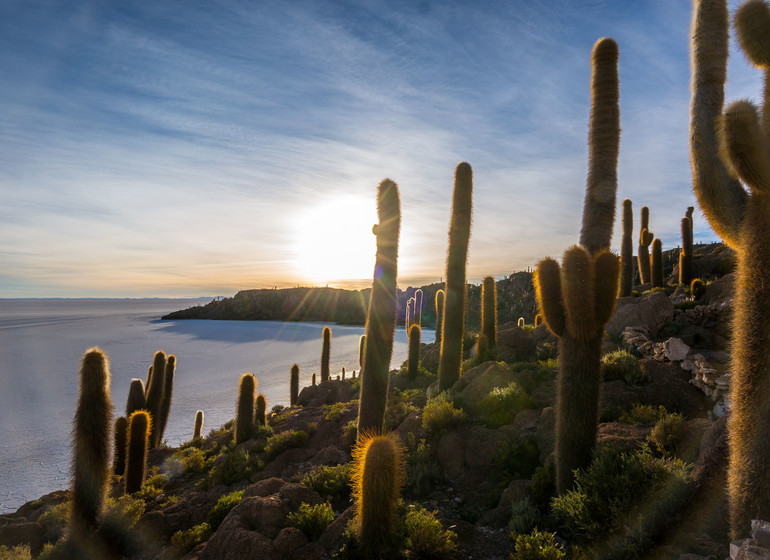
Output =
[
  {"x1": 734, "y1": 537, "x2": 770, "y2": 559},
  {"x1": 297, "y1": 380, "x2": 352, "y2": 407},
  {"x1": 664, "y1": 337, "x2": 691, "y2": 361},
  {"x1": 273, "y1": 526, "x2": 308, "y2": 557},
  {"x1": 753, "y1": 520, "x2": 770, "y2": 549},
  {"x1": 671, "y1": 285, "x2": 688, "y2": 304},
  {"x1": 620, "y1": 326, "x2": 654, "y2": 356},
  {"x1": 319, "y1": 506, "x2": 355, "y2": 550},
  {"x1": 310, "y1": 446, "x2": 349, "y2": 466},
  {"x1": 607, "y1": 291, "x2": 674, "y2": 340},
  {"x1": 277, "y1": 483, "x2": 323, "y2": 511},
  {"x1": 245, "y1": 477, "x2": 286, "y2": 498},
  {"x1": 453, "y1": 362, "x2": 515, "y2": 406},
  {"x1": 496, "y1": 324, "x2": 536, "y2": 362}
]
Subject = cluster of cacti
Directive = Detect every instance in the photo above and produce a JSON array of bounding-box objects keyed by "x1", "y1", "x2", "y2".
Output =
[
  {"x1": 351, "y1": 432, "x2": 404, "y2": 553},
  {"x1": 125, "y1": 410, "x2": 150, "y2": 494},
  {"x1": 689, "y1": 0, "x2": 770, "y2": 536},
  {"x1": 144, "y1": 350, "x2": 176, "y2": 448},
  {"x1": 619, "y1": 199, "x2": 633, "y2": 296},
  {"x1": 434, "y1": 290, "x2": 444, "y2": 347},
  {"x1": 651, "y1": 238, "x2": 664, "y2": 288},
  {"x1": 290, "y1": 364, "x2": 299, "y2": 405},
  {"x1": 235, "y1": 373, "x2": 257, "y2": 444},
  {"x1": 407, "y1": 324, "x2": 421, "y2": 378},
  {"x1": 357, "y1": 179, "x2": 401, "y2": 436},
  {"x1": 194, "y1": 410, "x2": 204, "y2": 440},
  {"x1": 481, "y1": 276, "x2": 497, "y2": 354},
  {"x1": 679, "y1": 215, "x2": 694, "y2": 285},
  {"x1": 321, "y1": 326, "x2": 331, "y2": 383},
  {"x1": 535, "y1": 37, "x2": 620, "y2": 494},
  {"x1": 637, "y1": 206, "x2": 654, "y2": 284},
  {"x1": 437, "y1": 163, "x2": 473, "y2": 391},
  {"x1": 69, "y1": 348, "x2": 112, "y2": 549}
]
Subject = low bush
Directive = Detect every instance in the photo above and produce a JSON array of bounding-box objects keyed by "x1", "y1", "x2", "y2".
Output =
[
  {"x1": 618, "y1": 404, "x2": 667, "y2": 425},
  {"x1": 508, "y1": 497, "x2": 541, "y2": 536},
  {"x1": 0, "y1": 545, "x2": 32, "y2": 560},
  {"x1": 207, "y1": 490, "x2": 243, "y2": 530},
  {"x1": 648, "y1": 412, "x2": 686, "y2": 452},
  {"x1": 422, "y1": 393, "x2": 466, "y2": 435},
  {"x1": 264, "y1": 430, "x2": 309, "y2": 461},
  {"x1": 403, "y1": 505, "x2": 458, "y2": 558},
  {"x1": 602, "y1": 350, "x2": 646, "y2": 385},
  {"x1": 474, "y1": 382, "x2": 536, "y2": 428},
  {"x1": 511, "y1": 529, "x2": 566, "y2": 560},
  {"x1": 302, "y1": 464, "x2": 351, "y2": 505},
  {"x1": 406, "y1": 439, "x2": 439, "y2": 498},
  {"x1": 171, "y1": 522, "x2": 212, "y2": 554},
  {"x1": 495, "y1": 436, "x2": 540, "y2": 479},
  {"x1": 324, "y1": 402, "x2": 349, "y2": 423},
  {"x1": 287, "y1": 502, "x2": 335, "y2": 541}
]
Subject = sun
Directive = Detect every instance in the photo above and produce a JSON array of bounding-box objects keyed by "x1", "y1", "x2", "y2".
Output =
[{"x1": 293, "y1": 195, "x2": 378, "y2": 284}]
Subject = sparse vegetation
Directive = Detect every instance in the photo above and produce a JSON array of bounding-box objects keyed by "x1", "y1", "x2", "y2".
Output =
[{"x1": 287, "y1": 502, "x2": 335, "y2": 540}]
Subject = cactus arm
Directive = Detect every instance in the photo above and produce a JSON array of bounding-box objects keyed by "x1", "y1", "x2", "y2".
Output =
[
  {"x1": 534, "y1": 258, "x2": 566, "y2": 337},
  {"x1": 592, "y1": 250, "x2": 620, "y2": 327},
  {"x1": 718, "y1": 100, "x2": 770, "y2": 191},
  {"x1": 580, "y1": 38, "x2": 620, "y2": 255},
  {"x1": 561, "y1": 246, "x2": 597, "y2": 342},
  {"x1": 690, "y1": 0, "x2": 748, "y2": 247}
]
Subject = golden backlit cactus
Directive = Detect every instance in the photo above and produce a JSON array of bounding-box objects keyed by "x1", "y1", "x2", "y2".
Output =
[
  {"x1": 157, "y1": 354, "x2": 176, "y2": 444},
  {"x1": 438, "y1": 163, "x2": 473, "y2": 391},
  {"x1": 125, "y1": 378, "x2": 146, "y2": 419},
  {"x1": 290, "y1": 364, "x2": 299, "y2": 406},
  {"x1": 481, "y1": 276, "x2": 497, "y2": 351},
  {"x1": 351, "y1": 432, "x2": 405, "y2": 553},
  {"x1": 145, "y1": 350, "x2": 166, "y2": 448},
  {"x1": 321, "y1": 326, "x2": 331, "y2": 383},
  {"x1": 357, "y1": 179, "x2": 401, "y2": 436},
  {"x1": 619, "y1": 199, "x2": 633, "y2": 296},
  {"x1": 407, "y1": 324, "x2": 421, "y2": 378},
  {"x1": 124, "y1": 410, "x2": 150, "y2": 494},
  {"x1": 434, "y1": 289, "x2": 445, "y2": 347},
  {"x1": 255, "y1": 393, "x2": 267, "y2": 426},
  {"x1": 235, "y1": 373, "x2": 257, "y2": 444},
  {"x1": 144, "y1": 365, "x2": 152, "y2": 400},
  {"x1": 69, "y1": 347, "x2": 112, "y2": 546},
  {"x1": 690, "y1": 0, "x2": 770, "y2": 536},
  {"x1": 358, "y1": 334, "x2": 366, "y2": 369},
  {"x1": 414, "y1": 288, "x2": 423, "y2": 326},
  {"x1": 637, "y1": 206, "x2": 654, "y2": 284},
  {"x1": 193, "y1": 410, "x2": 204, "y2": 440}
]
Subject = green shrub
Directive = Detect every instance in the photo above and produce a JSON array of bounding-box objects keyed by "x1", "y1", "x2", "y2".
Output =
[
  {"x1": 178, "y1": 446, "x2": 210, "y2": 473},
  {"x1": 207, "y1": 490, "x2": 244, "y2": 530},
  {"x1": 511, "y1": 529, "x2": 566, "y2": 559},
  {"x1": 264, "y1": 430, "x2": 309, "y2": 461},
  {"x1": 0, "y1": 545, "x2": 32, "y2": 560},
  {"x1": 422, "y1": 393, "x2": 466, "y2": 435},
  {"x1": 536, "y1": 342, "x2": 558, "y2": 362},
  {"x1": 601, "y1": 350, "x2": 646, "y2": 385},
  {"x1": 171, "y1": 522, "x2": 212, "y2": 554},
  {"x1": 618, "y1": 404, "x2": 666, "y2": 425},
  {"x1": 102, "y1": 495, "x2": 145, "y2": 530},
  {"x1": 551, "y1": 446, "x2": 691, "y2": 549},
  {"x1": 287, "y1": 502, "x2": 335, "y2": 541},
  {"x1": 205, "y1": 449, "x2": 256, "y2": 487},
  {"x1": 529, "y1": 463, "x2": 556, "y2": 511},
  {"x1": 271, "y1": 404, "x2": 285, "y2": 414},
  {"x1": 495, "y1": 436, "x2": 540, "y2": 479},
  {"x1": 341, "y1": 420, "x2": 357, "y2": 451},
  {"x1": 38, "y1": 501, "x2": 70, "y2": 542},
  {"x1": 648, "y1": 413, "x2": 686, "y2": 452},
  {"x1": 508, "y1": 497, "x2": 540, "y2": 536},
  {"x1": 475, "y1": 382, "x2": 537, "y2": 428},
  {"x1": 385, "y1": 401, "x2": 417, "y2": 431},
  {"x1": 406, "y1": 439, "x2": 439, "y2": 497},
  {"x1": 324, "y1": 402, "x2": 349, "y2": 422},
  {"x1": 302, "y1": 464, "x2": 351, "y2": 502},
  {"x1": 403, "y1": 505, "x2": 458, "y2": 558}
]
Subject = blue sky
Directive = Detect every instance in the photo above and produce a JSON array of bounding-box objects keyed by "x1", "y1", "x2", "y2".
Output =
[{"x1": 0, "y1": 0, "x2": 761, "y2": 297}]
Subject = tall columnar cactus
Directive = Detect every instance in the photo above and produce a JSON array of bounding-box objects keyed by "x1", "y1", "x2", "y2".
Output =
[
  {"x1": 321, "y1": 326, "x2": 331, "y2": 383},
  {"x1": 619, "y1": 199, "x2": 633, "y2": 296},
  {"x1": 686, "y1": 205, "x2": 695, "y2": 240},
  {"x1": 351, "y1": 433, "x2": 404, "y2": 553},
  {"x1": 407, "y1": 324, "x2": 421, "y2": 378},
  {"x1": 193, "y1": 410, "x2": 204, "y2": 440},
  {"x1": 312, "y1": 373, "x2": 316, "y2": 386},
  {"x1": 414, "y1": 289, "x2": 423, "y2": 326},
  {"x1": 637, "y1": 206, "x2": 654, "y2": 284},
  {"x1": 124, "y1": 410, "x2": 150, "y2": 494},
  {"x1": 481, "y1": 276, "x2": 497, "y2": 351},
  {"x1": 125, "y1": 378, "x2": 146, "y2": 418},
  {"x1": 534, "y1": 37, "x2": 620, "y2": 494},
  {"x1": 290, "y1": 364, "x2": 299, "y2": 406},
  {"x1": 434, "y1": 290, "x2": 445, "y2": 347},
  {"x1": 158, "y1": 354, "x2": 176, "y2": 444},
  {"x1": 438, "y1": 163, "x2": 473, "y2": 391},
  {"x1": 145, "y1": 351, "x2": 166, "y2": 448},
  {"x1": 144, "y1": 366, "x2": 153, "y2": 400},
  {"x1": 679, "y1": 216, "x2": 694, "y2": 285},
  {"x1": 690, "y1": 0, "x2": 770, "y2": 536},
  {"x1": 255, "y1": 394, "x2": 267, "y2": 426},
  {"x1": 651, "y1": 238, "x2": 664, "y2": 288},
  {"x1": 235, "y1": 373, "x2": 257, "y2": 444},
  {"x1": 342, "y1": 367, "x2": 346, "y2": 380},
  {"x1": 405, "y1": 299, "x2": 412, "y2": 331},
  {"x1": 357, "y1": 179, "x2": 401, "y2": 436},
  {"x1": 70, "y1": 347, "x2": 112, "y2": 545},
  {"x1": 358, "y1": 335, "x2": 366, "y2": 369},
  {"x1": 113, "y1": 416, "x2": 127, "y2": 476}
]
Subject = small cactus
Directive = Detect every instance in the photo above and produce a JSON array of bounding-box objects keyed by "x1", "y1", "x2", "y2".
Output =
[
  {"x1": 235, "y1": 373, "x2": 257, "y2": 444},
  {"x1": 193, "y1": 410, "x2": 204, "y2": 440},
  {"x1": 290, "y1": 364, "x2": 299, "y2": 406},
  {"x1": 517, "y1": 317, "x2": 525, "y2": 327},
  {"x1": 358, "y1": 335, "x2": 366, "y2": 369},
  {"x1": 434, "y1": 289, "x2": 445, "y2": 347},
  {"x1": 619, "y1": 199, "x2": 633, "y2": 296},
  {"x1": 351, "y1": 432, "x2": 405, "y2": 553},
  {"x1": 637, "y1": 207, "x2": 654, "y2": 284},
  {"x1": 407, "y1": 324, "x2": 421, "y2": 378},
  {"x1": 476, "y1": 334, "x2": 489, "y2": 363},
  {"x1": 342, "y1": 367, "x2": 346, "y2": 380},
  {"x1": 437, "y1": 163, "x2": 473, "y2": 391},
  {"x1": 157, "y1": 354, "x2": 176, "y2": 444},
  {"x1": 321, "y1": 326, "x2": 332, "y2": 383},
  {"x1": 679, "y1": 216, "x2": 694, "y2": 285},
  {"x1": 113, "y1": 416, "x2": 127, "y2": 477},
  {"x1": 651, "y1": 238, "x2": 664, "y2": 288},
  {"x1": 534, "y1": 314, "x2": 543, "y2": 327},
  {"x1": 414, "y1": 289, "x2": 423, "y2": 326},
  {"x1": 481, "y1": 276, "x2": 497, "y2": 352},
  {"x1": 124, "y1": 410, "x2": 150, "y2": 494},
  {"x1": 255, "y1": 394, "x2": 267, "y2": 426},
  {"x1": 312, "y1": 373, "x2": 316, "y2": 386},
  {"x1": 691, "y1": 278, "x2": 706, "y2": 300},
  {"x1": 125, "y1": 378, "x2": 146, "y2": 418}
]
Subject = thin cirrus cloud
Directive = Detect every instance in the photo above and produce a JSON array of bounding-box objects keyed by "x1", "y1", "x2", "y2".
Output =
[{"x1": 0, "y1": 0, "x2": 762, "y2": 297}]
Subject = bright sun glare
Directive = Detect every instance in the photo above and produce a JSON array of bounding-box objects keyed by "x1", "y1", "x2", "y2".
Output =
[{"x1": 293, "y1": 196, "x2": 378, "y2": 284}]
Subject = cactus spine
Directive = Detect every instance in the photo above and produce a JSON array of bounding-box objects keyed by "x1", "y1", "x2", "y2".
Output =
[
  {"x1": 619, "y1": 199, "x2": 633, "y2": 296},
  {"x1": 637, "y1": 207, "x2": 654, "y2": 284},
  {"x1": 290, "y1": 364, "x2": 299, "y2": 406},
  {"x1": 70, "y1": 347, "x2": 112, "y2": 545},
  {"x1": 407, "y1": 324, "x2": 421, "y2": 378},
  {"x1": 255, "y1": 394, "x2": 267, "y2": 426},
  {"x1": 351, "y1": 433, "x2": 404, "y2": 553},
  {"x1": 414, "y1": 289, "x2": 423, "y2": 326},
  {"x1": 157, "y1": 354, "x2": 175, "y2": 444},
  {"x1": 534, "y1": 38, "x2": 620, "y2": 494},
  {"x1": 437, "y1": 163, "x2": 473, "y2": 391},
  {"x1": 651, "y1": 238, "x2": 664, "y2": 288},
  {"x1": 357, "y1": 179, "x2": 401, "y2": 436},
  {"x1": 113, "y1": 416, "x2": 127, "y2": 477},
  {"x1": 235, "y1": 373, "x2": 256, "y2": 444},
  {"x1": 434, "y1": 289, "x2": 444, "y2": 347},
  {"x1": 124, "y1": 410, "x2": 150, "y2": 494},
  {"x1": 193, "y1": 410, "x2": 204, "y2": 440},
  {"x1": 679, "y1": 216, "x2": 694, "y2": 285},
  {"x1": 481, "y1": 276, "x2": 497, "y2": 352},
  {"x1": 321, "y1": 326, "x2": 331, "y2": 383},
  {"x1": 145, "y1": 351, "x2": 166, "y2": 448},
  {"x1": 690, "y1": 0, "x2": 770, "y2": 536},
  {"x1": 125, "y1": 378, "x2": 146, "y2": 418}
]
